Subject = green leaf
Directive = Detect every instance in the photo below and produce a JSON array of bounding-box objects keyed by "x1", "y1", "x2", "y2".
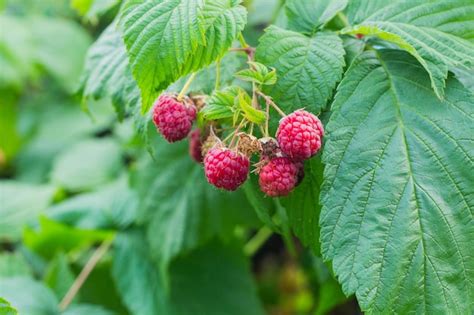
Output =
[
  {"x1": 131, "y1": 139, "x2": 258, "y2": 277},
  {"x1": 280, "y1": 157, "x2": 323, "y2": 255},
  {"x1": 0, "y1": 297, "x2": 18, "y2": 315},
  {"x1": 0, "y1": 252, "x2": 32, "y2": 277},
  {"x1": 285, "y1": 0, "x2": 348, "y2": 34},
  {"x1": 169, "y1": 52, "x2": 246, "y2": 94},
  {"x1": 121, "y1": 0, "x2": 247, "y2": 112},
  {"x1": 79, "y1": 23, "x2": 140, "y2": 120},
  {"x1": 237, "y1": 89, "x2": 266, "y2": 124},
  {"x1": 320, "y1": 50, "x2": 474, "y2": 313},
  {"x1": 0, "y1": 277, "x2": 59, "y2": 315},
  {"x1": 199, "y1": 86, "x2": 238, "y2": 121},
  {"x1": 344, "y1": 0, "x2": 395, "y2": 25},
  {"x1": 256, "y1": 26, "x2": 345, "y2": 114},
  {"x1": 30, "y1": 16, "x2": 91, "y2": 92},
  {"x1": 23, "y1": 216, "x2": 113, "y2": 259},
  {"x1": 50, "y1": 138, "x2": 123, "y2": 192},
  {"x1": 113, "y1": 232, "x2": 264, "y2": 315},
  {"x1": 44, "y1": 253, "x2": 75, "y2": 301},
  {"x1": 48, "y1": 177, "x2": 138, "y2": 230},
  {"x1": 112, "y1": 232, "x2": 168, "y2": 314},
  {"x1": 342, "y1": 0, "x2": 474, "y2": 99},
  {"x1": 235, "y1": 61, "x2": 277, "y2": 85},
  {"x1": 242, "y1": 176, "x2": 280, "y2": 232},
  {"x1": 167, "y1": 240, "x2": 264, "y2": 315},
  {"x1": 71, "y1": 0, "x2": 120, "y2": 21},
  {"x1": 0, "y1": 181, "x2": 55, "y2": 241},
  {"x1": 62, "y1": 304, "x2": 115, "y2": 315}
]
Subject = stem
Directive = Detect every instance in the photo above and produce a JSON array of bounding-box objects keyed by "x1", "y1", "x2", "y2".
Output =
[
  {"x1": 337, "y1": 12, "x2": 350, "y2": 28},
  {"x1": 256, "y1": 90, "x2": 286, "y2": 117},
  {"x1": 244, "y1": 226, "x2": 273, "y2": 256},
  {"x1": 177, "y1": 72, "x2": 196, "y2": 101},
  {"x1": 265, "y1": 101, "x2": 270, "y2": 137},
  {"x1": 215, "y1": 59, "x2": 221, "y2": 90},
  {"x1": 238, "y1": 32, "x2": 248, "y2": 48},
  {"x1": 229, "y1": 119, "x2": 246, "y2": 148},
  {"x1": 59, "y1": 238, "x2": 114, "y2": 311}
]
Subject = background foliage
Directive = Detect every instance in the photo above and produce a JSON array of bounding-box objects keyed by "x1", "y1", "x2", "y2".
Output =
[{"x1": 0, "y1": 0, "x2": 473, "y2": 315}]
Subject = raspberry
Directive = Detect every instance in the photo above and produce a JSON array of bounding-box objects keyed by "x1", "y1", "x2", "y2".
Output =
[
  {"x1": 189, "y1": 129, "x2": 203, "y2": 163},
  {"x1": 152, "y1": 94, "x2": 196, "y2": 142},
  {"x1": 258, "y1": 157, "x2": 300, "y2": 197},
  {"x1": 204, "y1": 148, "x2": 250, "y2": 191},
  {"x1": 276, "y1": 110, "x2": 324, "y2": 160}
]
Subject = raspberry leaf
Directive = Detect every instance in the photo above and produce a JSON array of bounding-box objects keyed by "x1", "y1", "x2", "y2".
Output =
[
  {"x1": 237, "y1": 89, "x2": 266, "y2": 124},
  {"x1": 121, "y1": 0, "x2": 247, "y2": 112},
  {"x1": 78, "y1": 23, "x2": 140, "y2": 120},
  {"x1": 131, "y1": 139, "x2": 259, "y2": 281},
  {"x1": 256, "y1": 26, "x2": 345, "y2": 114},
  {"x1": 342, "y1": 0, "x2": 474, "y2": 99},
  {"x1": 280, "y1": 157, "x2": 323, "y2": 255},
  {"x1": 113, "y1": 233, "x2": 264, "y2": 315},
  {"x1": 320, "y1": 50, "x2": 474, "y2": 313},
  {"x1": 199, "y1": 86, "x2": 240, "y2": 122},
  {"x1": 235, "y1": 61, "x2": 277, "y2": 86},
  {"x1": 285, "y1": 0, "x2": 348, "y2": 34}
]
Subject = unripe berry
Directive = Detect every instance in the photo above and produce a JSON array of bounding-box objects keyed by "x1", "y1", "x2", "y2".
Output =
[
  {"x1": 258, "y1": 157, "x2": 300, "y2": 197},
  {"x1": 204, "y1": 148, "x2": 250, "y2": 191},
  {"x1": 276, "y1": 110, "x2": 324, "y2": 160},
  {"x1": 152, "y1": 94, "x2": 196, "y2": 142}
]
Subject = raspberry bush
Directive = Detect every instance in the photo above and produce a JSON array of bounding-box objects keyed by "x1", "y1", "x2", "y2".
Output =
[{"x1": 1, "y1": 1, "x2": 473, "y2": 315}]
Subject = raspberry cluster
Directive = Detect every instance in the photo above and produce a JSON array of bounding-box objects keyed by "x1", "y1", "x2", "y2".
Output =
[{"x1": 152, "y1": 93, "x2": 323, "y2": 197}]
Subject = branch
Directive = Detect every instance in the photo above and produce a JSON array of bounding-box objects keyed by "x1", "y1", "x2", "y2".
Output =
[{"x1": 59, "y1": 238, "x2": 114, "y2": 311}]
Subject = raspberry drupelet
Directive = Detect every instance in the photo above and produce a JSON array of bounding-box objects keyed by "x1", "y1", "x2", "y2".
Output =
[
  {"x1": 204, "y1": 148, "x2": 250, "y2": 191},
  {"x1": 152, "y1": 94, "x2": 196, "y2": 142},
  {"x1": 276, "y1": 110, "x2": 324, "y2": 160},
  {"x1": 258, "y1": 157, "x2": 300, "y2": 197}
]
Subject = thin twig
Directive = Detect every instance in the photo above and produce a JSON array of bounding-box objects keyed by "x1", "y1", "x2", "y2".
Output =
[
  {"x1": 244, "y1": 226, "x2": 273, "y2": 256},
  {"x1": 256, "y1": 90, "x2": 286, "y2": 117},
  {"x1": 265, "y1": 101, "x2": 270, "y2": 137},
  {"x1": 229, "y1": 119, "x2": 246, "y2": 148},
  {"x1": 215, "y1": 59, "x2": 221, "y2": 90},
  {"x1": 177, "y1": 72, "x2": 196, "y2": 101},
  {"x1": 59, "y1": 238, "x2": 114, "y2": 311}
]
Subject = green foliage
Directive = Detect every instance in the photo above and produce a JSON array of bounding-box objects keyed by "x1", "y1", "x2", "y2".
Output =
[
  {"x1": 50, "y1": 138, "x2": 123, "y2": 192},
  {"x1": 256, "y1": 26, "x2": 345, "y2": 114},
  {"x1": 121, "y1": 0, "x2": 247, "y2": 112},
  {"x1": 0, "y1": 182, "x2": 55, "y2": 241},
  {"x1": 320, "y1": 49, "x2": 474, "y2": 313},
  {"x1": 0, "y1": 297, "x2": 18, "y2": 315},
  {"x1": 2, "y1": 0, "x2": 474, "y2": 314},
  {"x1": 113, "y1": 232, "x2": 264, "y2": 315},
  {"x1": 0, "y1": 277, "x2": 59, "y2": 315},
  {"x1": 342, "y1": 1, "x2": 474, "y2": 98},
  {"x1": 285, "y1": 0, "x2": 348, "y2": 33}
]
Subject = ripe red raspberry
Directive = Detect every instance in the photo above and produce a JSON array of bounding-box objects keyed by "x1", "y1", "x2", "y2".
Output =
[
  {"x1": 258, "y1": 157, "x2": 300, "y2": 197},
  {"x1": 152, "y1": 94, "x2": 196, "y2": 142},
  {"x1": 204, "y1": 148, "x2": 250, "y2": 191},
  {"x1": 189, "y1": 129, "x2": 203, "y2": 163},
  {"x1": 276, "y1": 110, "x2": 324, "y2": 160}
]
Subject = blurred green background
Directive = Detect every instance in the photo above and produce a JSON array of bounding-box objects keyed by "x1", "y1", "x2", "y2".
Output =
[{"x1": 0, "y1": 1, "x2": 359, "y2": 314}]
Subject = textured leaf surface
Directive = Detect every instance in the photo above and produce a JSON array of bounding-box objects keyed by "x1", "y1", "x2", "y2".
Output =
[
  {"x1": 121, "y1": 0, "x2": 246, "y2": 111},
  {"x1": 343, "y1": 0, "x2": 474, "y2": 98},
  {"x1": 79, "y1": 23, "x2": 139, "y2": 119},
  {"x1": 320, "y1": 49, "x2": 474, "y2": 313},
  {"x1": 285, "y1": 0, "x2": 348, "y2": 33},
  {"x1": 131, "y1": 139, "x2": 258, "y2": 275},
  {"x1": 113, "y1": 232, "x2": 264, "y2": 315},
  {"x1": 281, "y1": 157, "x2": 323, "y2": 254},
  {"x1": 256, "y1": 26, "x2": 345, "y2": 113}
]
